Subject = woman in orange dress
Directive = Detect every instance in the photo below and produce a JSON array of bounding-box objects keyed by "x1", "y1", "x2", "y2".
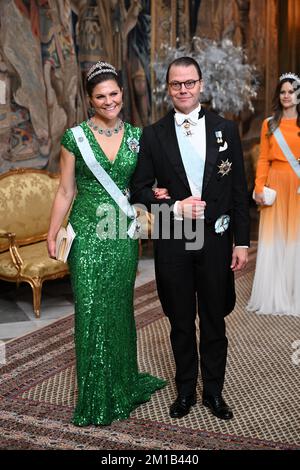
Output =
[{"x1": 248, "y1": 73, "x2": 300, "y2": 316}]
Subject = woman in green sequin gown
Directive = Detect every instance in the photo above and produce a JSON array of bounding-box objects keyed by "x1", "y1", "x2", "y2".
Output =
[{"x1": 48, "y1": 63, "x2": 166, "y2": 426}]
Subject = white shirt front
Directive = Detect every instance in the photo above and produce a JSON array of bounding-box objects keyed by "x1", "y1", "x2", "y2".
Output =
[{"x1": 173, "y1": 103, "x2": 205, "y2": 218}]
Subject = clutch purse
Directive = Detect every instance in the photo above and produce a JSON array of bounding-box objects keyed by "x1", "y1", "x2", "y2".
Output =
[
  {"x1": 55, "y1": 222, "x2": 76, "y2": 262},
  {"x1": 252, "y1": 186, "x2": 277, "y2": 206}
]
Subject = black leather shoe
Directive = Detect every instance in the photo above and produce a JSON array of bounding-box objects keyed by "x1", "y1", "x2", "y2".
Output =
[
  {"x1": 169, "y1": 394, "x2": 197, "y2": 419},
  {"x1": 203, "y1": 394, "x2": 233, "y2": 420}
]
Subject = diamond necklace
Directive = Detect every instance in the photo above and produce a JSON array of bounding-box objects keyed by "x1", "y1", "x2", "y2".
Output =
[{"x1": 87, "y1": 118, "x2": 124, "y2": 137}]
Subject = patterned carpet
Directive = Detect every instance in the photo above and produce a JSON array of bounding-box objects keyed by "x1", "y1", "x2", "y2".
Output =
[{"x1": 1, "y1": 244, "x2": 300, "y2": 450}]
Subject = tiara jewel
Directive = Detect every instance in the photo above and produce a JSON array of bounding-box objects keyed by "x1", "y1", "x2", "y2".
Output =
[
  {"x1": 87, "y1": 61, "x2": 117, "y2": 81},
  {"x1": 88, "y1": 69, "x2": 117, "y2": 81},
  {"x1": 279, "y1": 72, "x2": 300, "y2": 84},
  {"x1": 87, "y1": 61, "x2": 116, "y2": 77}
]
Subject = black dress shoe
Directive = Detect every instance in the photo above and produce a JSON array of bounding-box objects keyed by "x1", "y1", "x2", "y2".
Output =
[
  {"x1": 203, "y1": 394, "x2": 233, "y2": 420},
  {"x1": 169, "y1": 394, "x2": 197, "y2": 419}
]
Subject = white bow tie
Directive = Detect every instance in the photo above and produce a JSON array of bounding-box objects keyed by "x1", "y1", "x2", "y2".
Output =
[{"x1": 174, "y1": 108, "x2": 199, "y2": 126}]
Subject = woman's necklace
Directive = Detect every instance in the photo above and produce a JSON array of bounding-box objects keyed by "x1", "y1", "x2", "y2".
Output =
[{"x1": 87, "y1": 118, "x2": 124, "y2": 137}]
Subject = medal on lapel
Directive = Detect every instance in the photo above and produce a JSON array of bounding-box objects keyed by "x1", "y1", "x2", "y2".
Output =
[
  {"x1": 215, "y1": 215, "x2": 230, "y2": 235},
  {"x1": 217, "y1": 159, "x2": 232, "y2": 177},
  {"x1": 215, "y1": 130, "x2": 223, "y2": 144}
]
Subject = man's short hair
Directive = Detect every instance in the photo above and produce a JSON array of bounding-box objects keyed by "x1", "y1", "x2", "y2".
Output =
[{"x1": 166, "y1": 57, "x2": 202, "y2": 83}]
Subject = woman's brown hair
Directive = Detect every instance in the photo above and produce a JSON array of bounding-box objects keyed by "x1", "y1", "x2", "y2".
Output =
[{"x1": 267, "y1": 78, "x2": 300, "y2": 136}]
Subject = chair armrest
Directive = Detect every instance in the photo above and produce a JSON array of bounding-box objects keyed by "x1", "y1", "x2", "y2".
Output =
[
  {"x1": 0, "y1": 229, "x2": 16, "y2": 240},
  {"x1": 0, "y1": 229, "x2": 13, "y2": 237},
  {"x1": 0, "y1": 229, "x2": 23, "y2": 274}
]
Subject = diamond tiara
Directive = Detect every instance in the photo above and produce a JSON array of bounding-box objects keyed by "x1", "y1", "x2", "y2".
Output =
[
  {"x1": 279, "y1": 72, "x2": 300, "y2": 84},
  {"x1": 87, "y1": 61, "x2": 117, "y2": 81}
]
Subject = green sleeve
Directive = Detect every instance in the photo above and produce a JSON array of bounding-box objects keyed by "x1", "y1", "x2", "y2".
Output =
[{"x1": 61, "y1": 128, "x2": 78, "y2": 156}]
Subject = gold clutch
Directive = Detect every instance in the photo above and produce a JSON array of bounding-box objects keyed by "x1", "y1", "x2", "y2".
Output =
[{"x1": 55, "y1": 222, "x2": 76, "y2": 262}]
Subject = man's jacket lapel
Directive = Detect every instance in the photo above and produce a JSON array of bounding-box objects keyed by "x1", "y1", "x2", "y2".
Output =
[{"x1": 155, "y1": 111, "x2": 190, "y2": 192}]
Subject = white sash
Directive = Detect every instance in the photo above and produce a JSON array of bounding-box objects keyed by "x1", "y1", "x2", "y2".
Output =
[
  {"x1": 268, "y1": 117, "x2": 300, "y2": 193},
  {"x1": 71, "y1": 125, "x2": 140, "y2": 238}
]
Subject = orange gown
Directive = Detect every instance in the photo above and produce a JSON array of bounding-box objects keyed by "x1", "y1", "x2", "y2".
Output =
[{"x1": 247, "y1": 117, "x2": 300, "y2": 315}]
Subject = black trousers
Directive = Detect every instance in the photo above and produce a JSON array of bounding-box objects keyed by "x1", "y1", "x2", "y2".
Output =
[{"x1": 154, "y1": 226, "x2": 235, "y2": 397}]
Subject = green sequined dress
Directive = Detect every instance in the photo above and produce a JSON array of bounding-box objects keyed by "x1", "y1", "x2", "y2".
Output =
[{"x1": 61, "y1": 121, "x2": 166, "y2": 426}]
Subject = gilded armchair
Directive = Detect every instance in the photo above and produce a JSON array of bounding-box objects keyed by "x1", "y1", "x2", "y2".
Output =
[{"x1": 0, "y1": 168, "x2": 69, "y2": 318}]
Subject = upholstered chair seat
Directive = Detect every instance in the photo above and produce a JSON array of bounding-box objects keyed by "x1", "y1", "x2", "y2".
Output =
[{"x1": 0, "y1": 242, "x2": 66, "y2": 278}]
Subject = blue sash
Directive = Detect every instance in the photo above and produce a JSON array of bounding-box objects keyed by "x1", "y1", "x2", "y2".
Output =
[{"x1": 268, "y1": 117, "x2": 300, "y2": 193}]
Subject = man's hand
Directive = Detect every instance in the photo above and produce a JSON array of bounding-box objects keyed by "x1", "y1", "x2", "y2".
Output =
[
  {"x1": 178, "y1": 196, "x2": 206, "y2": 219},
  {"x1": 230, "y1": 247, "x2": 248, "y2": 271}
]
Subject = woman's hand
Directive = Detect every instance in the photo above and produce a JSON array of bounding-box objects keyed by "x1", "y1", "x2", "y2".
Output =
[
  {"x1": 47, "y1": 237, "x2": 57, "y2": 259},
  {"x1": 254, "y1": 192, "x2": 265, "y2": 206},
  {"x1": 153, "y1": 187, "x2": 170, "y2": 199}
]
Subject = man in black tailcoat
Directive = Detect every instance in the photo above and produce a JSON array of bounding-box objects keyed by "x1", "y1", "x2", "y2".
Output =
[{"x1": 130, "y1": 57, "x2": 250, "y2": 420}]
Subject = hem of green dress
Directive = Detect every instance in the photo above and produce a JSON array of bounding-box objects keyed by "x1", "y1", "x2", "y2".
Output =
[{"x1": 72, "y1": 377, "x2": 167, "y2": 427}]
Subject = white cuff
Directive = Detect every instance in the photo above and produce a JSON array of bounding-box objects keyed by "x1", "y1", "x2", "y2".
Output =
[{"x1": 173, "y1": 201, "x2": 183, "y2": 220}]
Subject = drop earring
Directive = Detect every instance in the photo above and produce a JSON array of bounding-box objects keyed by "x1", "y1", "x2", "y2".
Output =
[{"x1": 88, "y1": 105, "x2": 95, "y2": 118}]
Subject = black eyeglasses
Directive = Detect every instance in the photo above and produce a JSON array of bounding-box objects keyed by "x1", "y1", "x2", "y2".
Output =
[{"x1": 168, "y1": 79, "x2": 201, "y2": 91}]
